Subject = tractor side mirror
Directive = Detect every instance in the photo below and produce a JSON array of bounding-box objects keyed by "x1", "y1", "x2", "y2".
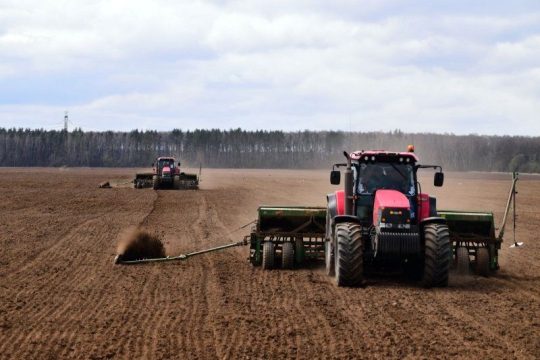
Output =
[
  {"x1": 330, "y1": 170, "x2": 341, "y2": 185},
  {"x1": 434, "y1": 172, "x2": 444, "y2": 187},
  {"x1": 151, "y1": 163, "x2": 154, "y2": 167},
  {"x1": 178, "y1": 162, "x2": 181, "y2": 167}
]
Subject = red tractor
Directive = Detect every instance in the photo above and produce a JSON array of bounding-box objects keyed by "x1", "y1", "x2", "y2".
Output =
[
  {"x1": 325, "y1": 147, "x2": 450, "y2": 287},
  {"x1": 134, "y1": 156, "x2": 199, "y2": 190}
]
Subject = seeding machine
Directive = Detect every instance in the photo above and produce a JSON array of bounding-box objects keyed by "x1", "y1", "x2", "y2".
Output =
[
  {"x1": 116, "y1": 147, "x2": 520, "y2": 288},
  {"x1": 133, "y1": 156, "x2": 199, "y2": 190}
]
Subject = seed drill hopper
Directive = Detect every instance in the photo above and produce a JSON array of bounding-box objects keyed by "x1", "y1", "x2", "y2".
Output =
[{"x1": 246, "y1": 206, "x2": 327, "y2": 269}]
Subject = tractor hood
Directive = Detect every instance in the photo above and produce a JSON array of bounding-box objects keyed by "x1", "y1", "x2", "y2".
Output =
[
  {"x1": 373, "y1": 190, "x2": 410, "y2": 226},
  {"x1": 162, "y1": 166, "x2": 171, "y2": 175}
]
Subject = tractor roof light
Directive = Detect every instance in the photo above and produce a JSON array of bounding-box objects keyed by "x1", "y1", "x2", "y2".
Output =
[{"x1": 407, "y1": 145, "x2": 415, "y2": 152}]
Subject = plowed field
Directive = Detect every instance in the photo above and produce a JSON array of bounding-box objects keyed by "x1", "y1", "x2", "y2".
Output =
[{"x1": 1, "y1": 168, "x2": 539, "y2": 359}]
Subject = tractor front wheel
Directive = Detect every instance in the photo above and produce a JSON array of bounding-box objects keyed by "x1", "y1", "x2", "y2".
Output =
[
  {"x1": 334, "y1": 222, "x2": 363, "y2": 287},
  {"x1": 173, "y1": 175, "x2": 180, "y2": 189},
  {"x1": 421, "y1": 224, "x2": 451, "y2": 288},
  {"x1": 152, "y1": 175, "x2": 159, "y2": 190}
]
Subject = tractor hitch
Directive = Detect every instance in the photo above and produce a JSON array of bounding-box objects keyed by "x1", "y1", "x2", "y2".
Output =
[{"x1": 114, "y1": 239, "x2": 248, "y2": 265}]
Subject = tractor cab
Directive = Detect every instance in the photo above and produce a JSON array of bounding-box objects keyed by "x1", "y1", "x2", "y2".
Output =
[
  {"x1": 330, "y1": 148, "x2": 444, "y2": 227},
  {"x1": 326, "y1": 147, "x2": 450, "y2": 287},
  {"x1": 352, "y1": 154, "x2": 418, "y2": 225},
  {"x1": 155, "y1": 157, "x2": 179, "y2": 177}
]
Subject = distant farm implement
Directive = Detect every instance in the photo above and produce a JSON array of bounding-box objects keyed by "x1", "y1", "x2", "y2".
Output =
[{"x1": 133, "y1": 157, "x2": 200, "y2": 190}]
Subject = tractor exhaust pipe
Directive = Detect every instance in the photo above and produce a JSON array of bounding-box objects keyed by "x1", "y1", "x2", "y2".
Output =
[{"x1": 343, "y1": 151, "x2": 353, "y2": 216}]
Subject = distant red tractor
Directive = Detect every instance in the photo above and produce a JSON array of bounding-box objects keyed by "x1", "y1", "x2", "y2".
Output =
[{"x1": 134, "y1": 157, "x2": 199, "y2": 190}]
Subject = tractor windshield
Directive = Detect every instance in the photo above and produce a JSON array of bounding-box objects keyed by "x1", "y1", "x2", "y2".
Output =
[
  {"x1": 355, "y1": 163, "x2": 415, "y2": 196},
  {"x1": 158, "y1": 159, "x2": 174, "y2": 169}
]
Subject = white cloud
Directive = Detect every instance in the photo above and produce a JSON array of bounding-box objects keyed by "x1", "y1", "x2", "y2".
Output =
[{"x1": 0, "y1": 0, "x2": 539, "y2": 135}]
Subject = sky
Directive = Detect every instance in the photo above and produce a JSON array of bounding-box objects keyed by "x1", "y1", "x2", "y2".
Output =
[{"x1": 0, "y1": 0, "x2": 539, "y2": 135}]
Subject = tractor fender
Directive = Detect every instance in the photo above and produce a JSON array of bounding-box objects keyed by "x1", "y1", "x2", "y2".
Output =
[
  {"x1": 419, "y1": 217, "x2": 447, "y2": 238},
  {"x1": 429, "y1": 196, "x2": 438, "y2": 217},
  {"x1": 327, "y1": 190, "x2": 345, "y2": 216},
  {"x1": 331, "y1": 190, "x2": 345, "y2": 215},
  {"x1": 420, "y1": 216, "x2": 447, "y2": 225},
  {"x1": 333, "y1": 215, "x2": 361, "y2": 225},
  {"x1": 326, "y1": 193, "x2": 337, "y2": 219}
]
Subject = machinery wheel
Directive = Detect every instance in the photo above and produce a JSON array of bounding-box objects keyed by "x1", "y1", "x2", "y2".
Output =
[
  {"x1": 476, "y1": 247, "x2": 490, "y2": 276},
  {"x1": 295, "y1": 238, "x2": 305, "y2": 265},
  {"x1": 152, "y1": 175, "x2": 159, "y2": 190},
  {"x1": 334, "y1": 222, "x2": 363, "y2": 287},
  {"x1": 325, "y1": 240, "x2": 334, "y2": 277},
  {"x1": 456, "y1": 246, "x2": 470, "y2": 275},
  {"x1": 262, "y1": 241, "x2": 275, "y2": 270},
  {"x1": 173, "y1": 175, "x2": 180, "y2": 189},
  {"x1": 421, "y1": 224, "x2": 451, "y2": 288},
  {"x1": 282, "y1": 242, "x2": 294, "y2": 269}
]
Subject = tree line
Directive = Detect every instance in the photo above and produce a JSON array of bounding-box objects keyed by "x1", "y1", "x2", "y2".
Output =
[{"x1": 0, "y1": 128, "x2": 539, "y2": 172}]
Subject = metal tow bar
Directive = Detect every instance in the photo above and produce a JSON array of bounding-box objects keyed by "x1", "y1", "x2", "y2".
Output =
[{"x1": 114, "y1": 239, "x2": 248, "y2": 265}]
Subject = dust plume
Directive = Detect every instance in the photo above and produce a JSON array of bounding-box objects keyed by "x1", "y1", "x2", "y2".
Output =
[{"x1": 116, "y1": 227, "x2": 166, "y2": 262}]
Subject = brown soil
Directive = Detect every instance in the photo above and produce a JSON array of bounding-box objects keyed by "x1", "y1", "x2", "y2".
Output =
[{"x1": 0, "y1": 168, "x2": 539, "y2": 359}]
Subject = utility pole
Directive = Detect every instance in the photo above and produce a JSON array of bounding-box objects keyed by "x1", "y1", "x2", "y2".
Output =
[{"x1": 64, "y1": 111, "x2": 69, "y2": 132}]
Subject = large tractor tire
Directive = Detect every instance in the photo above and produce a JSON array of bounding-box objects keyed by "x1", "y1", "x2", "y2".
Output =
[
  {"x1": 282, "y1": 242, "x2": 294, "y2": 269},
  {"x1": 325, "y1": 240, "x2": 334, "y2": 277},
  {"x1": 476, "y1": 247, "x2": 490, "y2": 276},
  {"x1": 334, "y1": 222, "x2": 363, "y2": 287},
  {"x1": 152, "y1": 175, "x2": 160, "y2": 190},
  {"x1": 421, "y1": 223, "x2": 451, "y2": 288},
  {"x1": 456, "y1": 246, "x2": 470, "y2": 275},
  {"x1": 173, "y1": 175, "x2": 180, "y2": 189},
  {"x1": 262, "y1": 241, "x2": 275, "y2": 270}
]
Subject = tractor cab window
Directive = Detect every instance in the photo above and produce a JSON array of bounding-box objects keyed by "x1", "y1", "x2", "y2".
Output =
[
  {"x1": 158, "y1": 159, "x2": 173, "y2": 169},
  {"x1": 356, "y1": 163, "x2": 415, "y2": 196}
]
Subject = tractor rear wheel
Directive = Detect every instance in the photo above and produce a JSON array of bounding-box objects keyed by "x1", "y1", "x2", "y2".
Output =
[
  {"x1": 282, "y1": 242, "x2": 294, "y2": 269},
  {"x1": 456, "y1": 246, "x2": 470, "y2": 275},
  {"x1": 152, "y1": 176, "x2": 159, "y2": 190},
  {"x1": 476, "y1": 247, "x2": 490, "y2": 276},
  {"x1": 262, "y1": 241, "x2": 275, "y2": 270},
  {"x1": 334, "y1": 222, "x2": 363, "y2": 287},
  {"x1": 421, "y1": 224, "x2": 451, "y2": 288}
]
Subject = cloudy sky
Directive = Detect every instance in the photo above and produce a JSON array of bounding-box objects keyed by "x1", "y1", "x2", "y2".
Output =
[{"x1": 1, "y1": 0, "x2": 539, "y2": 134}]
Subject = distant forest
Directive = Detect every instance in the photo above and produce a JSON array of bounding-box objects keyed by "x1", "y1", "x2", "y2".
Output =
[{"x1": 1, "y1": 128, "x2": 539, "y2": 172}]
